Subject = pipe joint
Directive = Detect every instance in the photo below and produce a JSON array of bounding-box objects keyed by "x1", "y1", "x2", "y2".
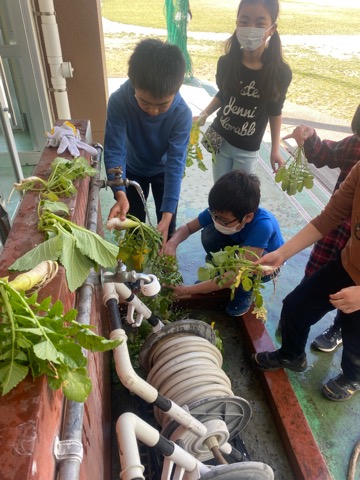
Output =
[{"x1": 53, "y1": 436, "x2": 83, "y2": 463}]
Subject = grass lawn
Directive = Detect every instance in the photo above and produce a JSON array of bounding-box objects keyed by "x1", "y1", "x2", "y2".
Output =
[{"x1": 102, "y1": 0, "x2": 360, "y2": 122}]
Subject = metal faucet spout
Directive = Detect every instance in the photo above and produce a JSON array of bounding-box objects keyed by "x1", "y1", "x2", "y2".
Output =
[{"x1": 102, "y1": 261, "x2": 153, "y2": 285}]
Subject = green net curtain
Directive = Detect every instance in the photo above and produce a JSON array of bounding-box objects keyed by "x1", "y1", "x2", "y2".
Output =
[{"x1": 164, "y1": 0, "x2": 193, "y2": 77}]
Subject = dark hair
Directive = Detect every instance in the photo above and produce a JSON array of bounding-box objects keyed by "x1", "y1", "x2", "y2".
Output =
[
  {"x1": 351, "y1": 104, "x2": 360, "y2": 136},
  {"x1": 128, "y1": 38, "x2": 186, "y2": 98},
  {"x1": 221, "y1": 0, "x2": 287, "y2": 101},
  {"x1": 208, "y1": 170, "x2": 261, "y2": 219}
]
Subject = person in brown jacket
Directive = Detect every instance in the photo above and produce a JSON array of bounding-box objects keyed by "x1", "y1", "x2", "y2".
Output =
[{"x1": 252, "y1": 160, "x2": 360, "y2": 401}]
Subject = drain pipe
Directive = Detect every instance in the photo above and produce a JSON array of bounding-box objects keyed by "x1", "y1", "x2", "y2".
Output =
[
  {"x1": 37, "y1": 0, "x2": 73, "y2": 119},
  {"x1": 55, "y1": 144, "x2": 103, "y2": 480}
]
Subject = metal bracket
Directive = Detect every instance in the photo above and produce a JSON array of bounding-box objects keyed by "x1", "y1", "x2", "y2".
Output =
[
  {"x1": 33, "y1": 10, "x2": 56, "y2": 17},
  {"x1": 53, "y1": 436, "x2": 83, "y2": 463}
]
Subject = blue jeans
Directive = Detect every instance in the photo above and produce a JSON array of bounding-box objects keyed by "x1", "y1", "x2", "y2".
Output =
[
  {"x1": 212, "y1": 139, "x2": 259, "y2": 183},
  {"x1": 280, "y1": 255, "x2": 360, "y2": 381}
]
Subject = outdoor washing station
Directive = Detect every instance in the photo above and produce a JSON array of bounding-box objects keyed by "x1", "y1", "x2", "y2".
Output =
[{"x1": 0, "y1": 119, "x2": 334, "y2": 480}]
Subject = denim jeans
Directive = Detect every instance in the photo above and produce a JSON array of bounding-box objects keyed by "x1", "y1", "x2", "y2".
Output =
[{"x1": 212, "y1": 139, "x2": 259, "y2": 183}]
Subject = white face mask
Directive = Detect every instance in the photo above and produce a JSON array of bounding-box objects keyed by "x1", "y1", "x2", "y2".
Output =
[
  {"x1": 236, "y1": 26, "x2": 272, "y2": 51},
  {"x1": 213, "y1": 220, "x2": 241, "y2": 235}
]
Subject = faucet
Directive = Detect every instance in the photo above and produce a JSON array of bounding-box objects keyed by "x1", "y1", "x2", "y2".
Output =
[
  {"x1": 100, "y1": 166, "x2": 141, "y2": 190},
  {"x1": 103, "y1": 260, "x2": 152, "y2": 284},
  {"x1": 101, "y1": 261, "x2": 161, "y2": 297}
]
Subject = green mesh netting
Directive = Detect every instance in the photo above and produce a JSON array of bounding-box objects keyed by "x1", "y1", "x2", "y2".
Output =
[{"x1": 164, "y1": 0, "x2": 193, "y2": 77}]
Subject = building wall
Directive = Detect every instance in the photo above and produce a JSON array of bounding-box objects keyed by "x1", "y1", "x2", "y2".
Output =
[{"x1": 53, "y1": 0, "x2": 108, "y2": 144}]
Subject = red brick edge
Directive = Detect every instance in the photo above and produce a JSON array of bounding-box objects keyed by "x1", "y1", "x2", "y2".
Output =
[{"x1": 241, "y1": 309, "x2": 332, "y2": 480}]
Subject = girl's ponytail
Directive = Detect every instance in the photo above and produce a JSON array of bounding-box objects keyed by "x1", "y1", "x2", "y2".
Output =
[{"x1": 261, "y1": 30, "x2": 287, "y2": 101}]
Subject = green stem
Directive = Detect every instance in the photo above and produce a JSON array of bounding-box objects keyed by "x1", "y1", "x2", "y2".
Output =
[
  {"x1": 2, "y1": 282, "x2": 52, "y2": 341},
  {"x1": 0, "y1": 285, "x2": 17, "y2": 371}
]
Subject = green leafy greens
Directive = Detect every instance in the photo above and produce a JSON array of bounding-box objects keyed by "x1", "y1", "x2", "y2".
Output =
[
  {"x1": 0, "y1": 280, "x2": 120, "y2": 401},
  {"x1": 9, "y1": 202, "x2": 118, "y2": 291},
  {"x1": 12, "y1": 156, "x2": 97, "y2": 201},
  {"x1": 197, "y1": 246, "x2": 277, "y2": 321},
  {"x1": 113, "y1": 215, "x2": 183, "y2": 320},
  {"x1": 275, "y1": 145, "x2": 314, "y2": 196}
]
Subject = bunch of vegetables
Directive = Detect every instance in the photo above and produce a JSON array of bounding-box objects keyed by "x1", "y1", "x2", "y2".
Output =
[
  {"x1": 186, "y1": 122, "x2": 216, "y2": 172},
  {"x1": 10, "y1": 200, "x2": 118, "y2": 292},
  {"x1": 107, "y1": 215, "x2": 162, "y2": 271},
  {"x1": 198, "y1": 246, "x2": 277, "y2": 321},
  {"x1": 0, "y1": 261, "x2": 120, "y2": 401},
  {"x1": 10, "y1": 156, "x2": 97, "y2": 201},
  {"x1": 107, "y1": 215, "x2": 183, "y2": 320},
  {"x1": 275, "y1": 145, "x2": 314, "y2": 196}
]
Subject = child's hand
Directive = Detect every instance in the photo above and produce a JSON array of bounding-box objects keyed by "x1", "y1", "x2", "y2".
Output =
[
  {"x1": 270, "y1": 150, "x2": 285, "y2": 172},
  {"x1": 163, "y1": 241, "x2": 177, "y2": 257},
  {"x1": 282, "y1": 125, "x2": 315, "y2": 146},
  {"x1": 254, "y1": 250, "x2": 285, "y2": 270},
  {"x1": 329, "y1": 286, "x2": 360, "y2": 314},
  {"x1": 192, "y1": 112, "x2": 207, "y2": 127},
  {"x1": 108, "y1": 191, "x2": 129, "y2": 220},
  {"x1": 157, "y1": 223, "x2": 169, "y2": 251}
]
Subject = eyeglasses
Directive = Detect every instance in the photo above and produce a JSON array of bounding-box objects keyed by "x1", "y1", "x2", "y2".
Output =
[{"x1": 208, "y1": 209, "x2": 240, "y2": 227}]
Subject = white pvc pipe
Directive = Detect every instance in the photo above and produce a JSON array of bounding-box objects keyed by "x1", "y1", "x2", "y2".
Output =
[
  {"x1": 116, "y1": 412, "x2": 205, "y2": 480},
  {"x1": 111, "y1": 329, "x2": 159, "y2": 404},
  {"x1": 38, "y1": 0, "x2": 71, "y2": 119},
  {"x1": 110, "y1": 328, "x2": 207, "y2": 438}
]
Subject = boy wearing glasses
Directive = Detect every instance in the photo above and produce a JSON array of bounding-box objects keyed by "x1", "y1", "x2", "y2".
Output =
[{"x1": 164, "y1": 170, "x2": 284, "y2": 316}]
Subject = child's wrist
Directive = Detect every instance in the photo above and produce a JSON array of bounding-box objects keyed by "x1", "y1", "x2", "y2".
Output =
[{"x1": 199, "y1": 110, "x2": 209, "y2": 119}]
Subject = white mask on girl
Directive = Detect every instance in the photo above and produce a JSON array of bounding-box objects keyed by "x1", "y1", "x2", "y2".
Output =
[
  {"x1": 236, "y1": 25, "x2": 273, "y2": 51},
  {"x1": 213, "y1": 220, "x2": 241, "y2": 235}
]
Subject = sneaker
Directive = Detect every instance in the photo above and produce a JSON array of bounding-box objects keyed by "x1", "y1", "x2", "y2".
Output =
[
  {"x1": 252, "y1": 350, "x2": 308, "y2": 372},
  {"x1": 321, "y1": 373, "x2": 360, "y2": 402},
  {"x1": 225, "y1": 287, "x2": 253, "y2": 317},
  {"x1": 311, "y1": 324, "x2": 342, "y2": 352}
]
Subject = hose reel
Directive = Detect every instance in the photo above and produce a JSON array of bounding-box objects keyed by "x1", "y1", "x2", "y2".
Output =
[{"x1": 139, "y1": 319, "x2": 252, "y2": 461}]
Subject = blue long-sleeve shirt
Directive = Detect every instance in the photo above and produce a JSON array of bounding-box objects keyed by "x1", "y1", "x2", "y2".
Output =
[{"x1": 104, "y1": 80, "x2": 192, "y2": 214}]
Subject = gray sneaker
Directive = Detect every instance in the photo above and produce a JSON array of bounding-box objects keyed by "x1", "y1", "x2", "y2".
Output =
[{"x1": 311, "y1": 324, "x2": 342, "y2": 352}]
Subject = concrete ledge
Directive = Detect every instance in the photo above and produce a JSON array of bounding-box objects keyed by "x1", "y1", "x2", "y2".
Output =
[{"x1": 0, "y1": 120, "x2": 111, "y2": 480}]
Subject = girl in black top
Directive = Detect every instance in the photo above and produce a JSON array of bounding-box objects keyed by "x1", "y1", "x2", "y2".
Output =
[{"x1": 195, "y1": 0, "x2": 292, "y2": 181}]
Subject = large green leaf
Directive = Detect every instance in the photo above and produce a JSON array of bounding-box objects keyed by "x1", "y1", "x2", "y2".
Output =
[
  {"x1": 41, "y1": 200, "x2": 69, "y2": 215},
  {"x1": 59, "y1": 232, "x2": 95, "y2": 292},
  {"x1": 75, "y1": 328, "x2": 121, "y2": 352},
  {"x1": 0, "y1": 361, "x2": 29, "y2": 395},
  {"x1": 48, "y1": 366, "x2": 92, "y2": 402},
  {"x1": 55, "y1": 340, "x2": 87, "y2": 368},
  {"x1": 9, "y1": 235, "x2": 63, "y2": 271},
  {"x1": 33, "y1": 339, "x2": 60, "y2": 363},
  {"x1": 70, "y1": 226, "x2": 118, "y2": 267}
]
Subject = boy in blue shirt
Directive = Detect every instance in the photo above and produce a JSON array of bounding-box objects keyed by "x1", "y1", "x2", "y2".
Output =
[
  {"x1": 104, "y1": 38, "x2": 192, "y2": 245},
  {"x1": 165, "y1": 170, "x2": 284, "y2": 316}
]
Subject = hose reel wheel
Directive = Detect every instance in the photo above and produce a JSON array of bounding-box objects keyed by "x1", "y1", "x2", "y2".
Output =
[
  {"x1": 200, "y1": 462, "x2": 274, "y2": 479},
  {"x1": 162, "y1": 396, "x2": 252, "y2": 461}
]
